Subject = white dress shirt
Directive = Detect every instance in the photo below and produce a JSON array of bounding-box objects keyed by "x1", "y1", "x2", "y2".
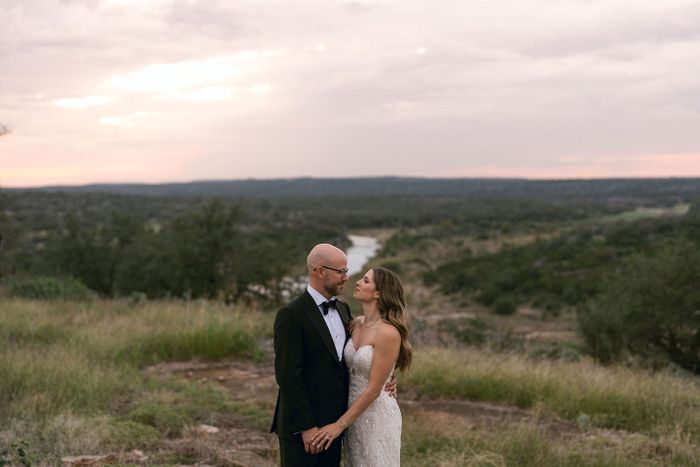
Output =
[{"x1": 307, "y1": 284, "x2": 346, "y2": 361}]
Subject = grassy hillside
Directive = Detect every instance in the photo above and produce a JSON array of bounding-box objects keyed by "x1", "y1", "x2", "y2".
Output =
[
  {"x1": 0, "y1": 299, "x2": 271, "y2": 464},
  {"x1": 1, "y1": 299, "x2": 698, "y2": 465}
]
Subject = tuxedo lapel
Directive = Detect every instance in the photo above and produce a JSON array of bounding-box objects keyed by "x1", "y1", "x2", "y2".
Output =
[
  {"x1": 337, "y1": 302, "x2": 351, "y2": 340},
  {"x1": 337, "y1": 303, "x2": 352, "y2": 364},
  {"x1": 303, "y1": 292, "x2": 342, "y2": 365}
]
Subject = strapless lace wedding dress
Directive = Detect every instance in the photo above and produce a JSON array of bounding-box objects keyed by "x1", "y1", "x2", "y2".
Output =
[{"x1": 343, "y1": 340, "x2": 401, "y2": 467}]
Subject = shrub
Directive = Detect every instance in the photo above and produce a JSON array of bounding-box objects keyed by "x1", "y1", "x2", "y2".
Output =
[
  {"x1": 450, "y1": 317, "x2": 488, "y2": 346},
  {"x1": 578, "y1": 238, "x2": 700, "y2": 373},
  {"x1": 493, "y1": 297, "x2": 517, "y2": 315},
  {"x1": 379, "y1": 260, "x2": 402, "y2": 274},
  {"x1": 127, "y1": 402, "x2": 188, "y2": 437},
  {"x1": 107, "y1": 420, "x2": 161, "y2": 449},
  {"x1": 0, "y1": 441, "x2": 35, "y2": 467},
  {"x1": 4, "y1": 276, "x2": 94, "y2": 300}
]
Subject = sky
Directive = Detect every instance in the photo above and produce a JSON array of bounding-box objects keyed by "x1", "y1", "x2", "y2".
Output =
[{"x1": 1, "y1": 0, "x2": 700, "y2": 187}]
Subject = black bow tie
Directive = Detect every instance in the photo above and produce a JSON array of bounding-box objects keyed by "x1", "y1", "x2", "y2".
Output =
[{"x1": 320, "y1": 299, "x2": 337, "y2": 315}]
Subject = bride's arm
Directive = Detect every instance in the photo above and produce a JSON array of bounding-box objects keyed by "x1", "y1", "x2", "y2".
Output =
[{"x1": 312, "y1": 324, "x2": 401, "y2": 450}]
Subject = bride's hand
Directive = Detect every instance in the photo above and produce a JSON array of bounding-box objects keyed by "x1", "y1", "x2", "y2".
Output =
[
  {"x1": 310, "y1": 422, "x2": 344, "y2": 451},
  {"x1": 348, "y1": 317, "x2": 359, "y2": 333}
]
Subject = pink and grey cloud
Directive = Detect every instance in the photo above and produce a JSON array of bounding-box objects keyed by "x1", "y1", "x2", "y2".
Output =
[{"x1": 1, "y1": 0, "x2": 700, "y2": 187}]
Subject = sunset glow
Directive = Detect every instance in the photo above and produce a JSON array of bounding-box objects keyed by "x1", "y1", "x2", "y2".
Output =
[
  {"x1": 2, "y1": 0, "x2": 700, "y2": 187},
  {"x1": 53, "y1": 96, "x2": 114, "y2": 109}
]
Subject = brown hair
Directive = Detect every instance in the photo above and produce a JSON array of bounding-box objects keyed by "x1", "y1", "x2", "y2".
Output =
[{"x1": 372, "y1": 267, "x2": 412, "y2": 372}]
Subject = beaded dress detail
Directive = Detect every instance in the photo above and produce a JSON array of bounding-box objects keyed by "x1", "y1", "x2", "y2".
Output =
[{"x1": 342, "y1": 339, "x2": 401, "y2": 467}]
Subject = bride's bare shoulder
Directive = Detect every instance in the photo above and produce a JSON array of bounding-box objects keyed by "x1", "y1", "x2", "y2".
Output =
[{"x1": 376, "y1": 321, "x2": 400, "y2": 341}]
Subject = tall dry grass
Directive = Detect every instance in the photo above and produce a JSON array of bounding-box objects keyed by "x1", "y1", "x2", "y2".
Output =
[
  {"x1": 404, "y1": 347, "x2": 700, "y2": 439},
  {"x1": 3, "y1": 298, "x2": 699, "y2": 464},
  {"x1": 401, "y1": 414, "x2": 700, "y2": 466},
  {"x1": 0, "y1": 298, "x2": 268, "y2": 463}
]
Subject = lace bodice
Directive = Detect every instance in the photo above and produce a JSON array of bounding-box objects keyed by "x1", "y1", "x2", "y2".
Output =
[{"x1": 343, "y1": 340, "x2": 401, "y2": 466}]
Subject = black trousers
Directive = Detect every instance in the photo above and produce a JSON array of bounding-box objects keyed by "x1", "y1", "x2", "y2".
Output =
[{"x1": 278, "y1": 435, "x2": 341, "y2": 467}]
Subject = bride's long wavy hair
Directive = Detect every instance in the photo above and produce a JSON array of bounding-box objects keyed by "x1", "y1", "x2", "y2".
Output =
[{"x1": 372, "y1": 267, "x2": 412, "y2": 372}]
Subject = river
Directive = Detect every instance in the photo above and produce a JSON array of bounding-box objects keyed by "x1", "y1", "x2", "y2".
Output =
[
  {"x1": 346, "y1": 234, "x2": 381, "y2": 275},
  {"x1": 269, "y1": 234, "x2": 381, "y2": 300}
]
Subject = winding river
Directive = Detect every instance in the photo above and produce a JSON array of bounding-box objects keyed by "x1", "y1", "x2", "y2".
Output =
[
  {"x1": 346, "y1": 234, "x2": 381, "y2": 275},
  {"x1": 271, "y1": 234, "x2": 381, "y2": 300}
]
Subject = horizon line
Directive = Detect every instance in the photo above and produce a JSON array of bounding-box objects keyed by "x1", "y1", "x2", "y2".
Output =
[{"x1": 4, "y1": 174, "x2": 700, "y2": 190}]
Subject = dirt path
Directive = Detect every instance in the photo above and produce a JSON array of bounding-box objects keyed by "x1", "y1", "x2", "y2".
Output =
[{"x1": 136, "y1": 355, "x2": 645, "y2": 466}]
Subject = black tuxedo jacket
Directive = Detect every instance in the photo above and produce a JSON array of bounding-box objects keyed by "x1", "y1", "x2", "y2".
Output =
[{"x1": 270, "y1": 290, "x2": 352, "y2": 439}]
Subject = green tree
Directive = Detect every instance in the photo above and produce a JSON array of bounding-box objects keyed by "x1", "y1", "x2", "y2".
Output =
[
  {"x1": 578, "y1": 238, "x2": 700, "y2": 373},
  {"x1": 115, "y1": 228, "x2": 180, "y2": 298},
  {"x1": 47, "y1": 211, "x2": 143, "y2": 296},
  {"x1": 0, "y1": 189, "x2": 6, "y2": 273},
  {"x1": 241, "y1": 229, "x2": 304, "y2": 303},
  {"x1": 0, "y1": 189, "x2": 20, "y2": 279},
  {"x1": 168, "y1": 200, "x2": 241, "y2": 299}
]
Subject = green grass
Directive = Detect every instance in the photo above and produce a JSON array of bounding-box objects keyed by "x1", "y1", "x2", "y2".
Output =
[
  {"x1": 0, "y1": 298, "x2": 266, "y2": 462},
  {"x1": 3, "y1": 298, "x2": 699, "y2": 465},
  {"x1": 116, "y1": 320, "x2": 262, "y2": 366},
  {"x1": 404, "y1": 348, "x2": 700, "y2": 440},
  {"x1": 596, "y1": 203, "x2": 690, "y2": 223},
  {"x1": 402, "y1": 414, "x2": 700, "y2": 466}
]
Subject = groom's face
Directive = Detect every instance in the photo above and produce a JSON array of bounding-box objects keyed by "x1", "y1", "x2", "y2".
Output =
[{"x1": 321, "y1": 258, "x2": 349, "y2": 297}]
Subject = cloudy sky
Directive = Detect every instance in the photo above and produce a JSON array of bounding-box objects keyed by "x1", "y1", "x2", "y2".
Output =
[{"x1": 1, "y1": 0, "x2": 699, "y2": 187}]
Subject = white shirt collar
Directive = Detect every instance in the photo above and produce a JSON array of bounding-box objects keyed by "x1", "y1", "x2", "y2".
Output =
[{"x1": 307, "y1": 284, "x2": 335, "y2": 306}]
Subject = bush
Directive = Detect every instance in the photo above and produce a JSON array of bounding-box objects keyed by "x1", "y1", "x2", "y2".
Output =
[
  {"x1": 107, "y1": 420, "x2": 161, "y2": 449},
  {"x1": 578, "y1": 238, "x2": 700, "y2": 373},
  {"x1": 0, "y1": 441, "x2": 35, "y2": 467},
  {"x1": 450, "y1": 317, "x2": 488, "y2": 346},
  {"x1": 378, "y1": 260, "x2": 402, "y2": 274},
  {"x1": 493, "y1": 297, "x2": 517, "y2": 315},
  {"x1": 3, "y1": 276, "x2": 94, "y2": 300},
  {"x1": 127, "y1": 402, "x2": 188, "y2": 437}
]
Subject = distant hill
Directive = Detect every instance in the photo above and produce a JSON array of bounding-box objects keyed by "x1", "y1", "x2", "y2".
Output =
[{"x1": 8, "y1": 177, "x2": 700, "y2": 203}]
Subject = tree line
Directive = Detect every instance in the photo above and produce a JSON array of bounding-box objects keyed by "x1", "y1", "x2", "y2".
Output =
[
  {"x1": 15, "y1": 176, "x2": 700, "y2": 203},
  {"x1": 2, "y1": 189, "x2": 626, "y2": 268},
  {"x1": 0, "y1": 197, "x2": 344, "y2": 302}
]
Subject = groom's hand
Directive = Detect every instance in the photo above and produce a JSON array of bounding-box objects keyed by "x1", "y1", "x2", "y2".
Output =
[
  {"x1": 302, "y1": 427, "x2": 322, "y2": 454},
  {"x1": 385, "y1": 374, "x2": 398, "y2": 399}
]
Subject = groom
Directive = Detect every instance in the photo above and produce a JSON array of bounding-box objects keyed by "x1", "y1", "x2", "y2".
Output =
[{"x1": 271, "y1": 243, "x2": 353, "y2": 466}]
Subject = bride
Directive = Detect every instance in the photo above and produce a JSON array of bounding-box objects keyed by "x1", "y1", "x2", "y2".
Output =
[{"x1": 312, "y1": 267, "x2": 412, "y2": 466}]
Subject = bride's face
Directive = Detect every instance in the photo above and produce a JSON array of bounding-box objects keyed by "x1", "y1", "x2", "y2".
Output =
[{"x1": 353, "y1": 269, "x2": 380, "y2": 302}]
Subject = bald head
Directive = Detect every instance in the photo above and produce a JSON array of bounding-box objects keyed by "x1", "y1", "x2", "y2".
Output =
[
  {"x1": 307, "y1": 243, "x2": 346, "y2": 275},
  {"x1": 307, "y1": 243, "x2": 349, "y2": 298}
]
